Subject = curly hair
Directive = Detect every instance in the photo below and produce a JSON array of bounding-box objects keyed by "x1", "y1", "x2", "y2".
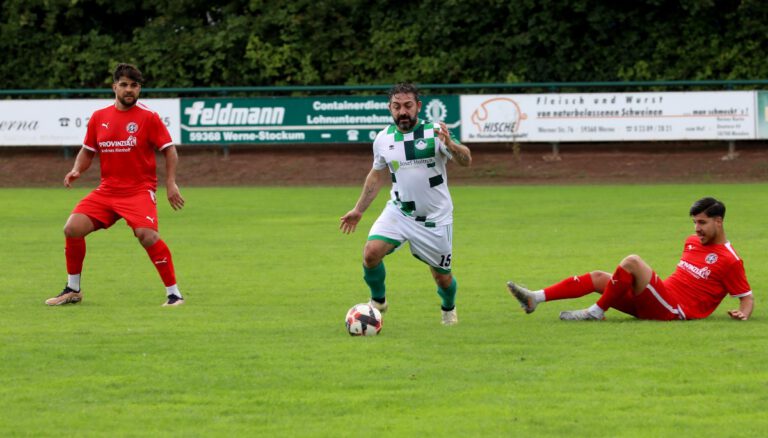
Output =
[
  {"x1": 388, "y1": 82, "x2": 420, "y2": 102},
  {"x1": 113, "y1": 63, "x2": 144, "y2": 84}
]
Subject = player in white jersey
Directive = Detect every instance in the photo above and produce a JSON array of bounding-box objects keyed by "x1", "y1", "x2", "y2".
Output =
[{"x1": 340, "y1": 82, "x2": 472, "y2": 325}]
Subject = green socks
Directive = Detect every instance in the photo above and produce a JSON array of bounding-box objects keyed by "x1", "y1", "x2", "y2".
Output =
[
  {"x1": 365, "y1": 263, "x2": 456, "y2": 310},
  {"x1": 437, "y1": 278, "x2": 457, "y2": 311},
  {"x1": 363, "y1": 262, "x2": 386, "y2": 301}
]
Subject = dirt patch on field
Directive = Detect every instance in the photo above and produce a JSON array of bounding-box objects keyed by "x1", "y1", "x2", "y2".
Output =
[{"x1": 1, "y1": 142, "x2": 767, "y2": 187}]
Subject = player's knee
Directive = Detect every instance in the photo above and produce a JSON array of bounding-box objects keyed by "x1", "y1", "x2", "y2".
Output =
[
  {"x1": 590, "y1": 271, "x2": 611, "y2": 292},
  {"x1": 63, "y1": 214, "x2": 94, "y2": 238},
  {"x1": 362, "y1": 242, "x2": 387, "y2": 268},
  {"x1": 135, "y1": 229, "x2": 159, "y2": 247},
  {"x1": 435, "y1": 274, "x2": 453, "y2": 289},
  {"x1": 621, "y1": 254, "x2": 643, "y2": 270},
  {"x1": 362, "y1": 250, "x2": 383, "y2": 268},
  {"x1": 63, "y1": 224, "x2": 76, "y2": 237},
  {"x1": 63, "y1": 223, "x2": 86, "y2": 238}
]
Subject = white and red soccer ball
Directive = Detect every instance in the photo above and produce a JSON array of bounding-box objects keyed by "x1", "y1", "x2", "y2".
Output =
[{"x1": 345, "y1": 303, "x2": 383, "y2": 336}]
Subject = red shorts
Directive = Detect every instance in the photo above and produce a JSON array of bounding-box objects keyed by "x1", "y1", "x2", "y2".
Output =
[
  {"x1": 73, "y1": 189, "x2": 159, "y2": 231},
  {"x1": 610, "y1": 272, "x2": 685, "y2": 321}
]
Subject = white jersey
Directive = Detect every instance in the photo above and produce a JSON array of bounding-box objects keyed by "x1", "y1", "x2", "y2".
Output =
[{"x1": 372, "y1": 120, "x2": 456, "y2": 227}]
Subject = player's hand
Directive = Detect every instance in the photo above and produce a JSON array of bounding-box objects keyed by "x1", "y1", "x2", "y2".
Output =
[
  {"x1": 727, "y1": 309, "x2": 748, "y2": 320},
  {"x1": 438, "y1": 121, "x2": 471, "y2": 166},
  {"x1": 340, "y1": 209, "x2": 362, "y2": 234},
  {"x1": 437, "y1": 122, "x2": 452, "y2": 145},
  {"x1": 167, "y1": 183, "x2": 185, "y2": 210},
  {"x1": 63, "y1": 170, "x2": 80, "y2": 187}
]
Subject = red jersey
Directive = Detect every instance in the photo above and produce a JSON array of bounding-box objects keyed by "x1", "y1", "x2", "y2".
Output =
[
  {"x1": 663, "y1": 235, "x2": 751, "y2": 319},
  {"x1": 83, "y1": 102, "x2": 173, "y2": 196}
]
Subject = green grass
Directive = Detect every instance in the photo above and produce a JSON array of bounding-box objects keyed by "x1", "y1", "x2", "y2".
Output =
[{"x1": 1, "y1": 185, "x2": 766, "y2": 437}]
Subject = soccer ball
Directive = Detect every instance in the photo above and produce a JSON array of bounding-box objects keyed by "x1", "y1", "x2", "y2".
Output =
[{"x1": 345, "y1": 303, "x2": 383, "y2": 336}]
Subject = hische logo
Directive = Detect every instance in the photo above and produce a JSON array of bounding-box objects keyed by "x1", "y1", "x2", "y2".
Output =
[{"x1": 469, "y1": 97, "x2": 527, "y2": 139}]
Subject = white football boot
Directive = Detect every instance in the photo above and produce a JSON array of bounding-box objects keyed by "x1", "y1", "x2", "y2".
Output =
[
  {"x1": 441, "y1": 308, "x2": 458, "y2": 326},
  {"x1": 559, "y1": 309, "x2": 604, "y2": 321},
  {"x1": 369, "y1": 299, "x2": 388, "y2": 314}
]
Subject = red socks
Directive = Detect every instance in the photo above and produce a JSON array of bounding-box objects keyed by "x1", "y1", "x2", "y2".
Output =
[
  {"x1": 544, "y1": 273, "x2": 595, "y2": 301},
  {"x1": 65, "y1": 237, "x2": 86, "y2": 275},
  {"x1": 596, "y1": 266, "x2": 633, "y2": 311},
  {"x1": 144, "y1": 239, "x2": 177, "y2": 287},
  {"x1": 66, "y1": 237, "x2": 177, "y2": 289}
]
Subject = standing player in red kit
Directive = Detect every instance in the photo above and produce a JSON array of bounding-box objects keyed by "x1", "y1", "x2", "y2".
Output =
[
  {"x1": 507, "y1": 197, "x2": 753, "y2": 321},
  {"x1": 46, "y1": 63, "x2": 186, "y2": 307}
]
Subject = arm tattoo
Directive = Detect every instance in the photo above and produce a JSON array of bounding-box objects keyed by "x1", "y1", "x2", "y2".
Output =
[
  {"x1": 357, "y1": 180, "x2": 380, "y2": 212},
  {"x1": 453, "y1": 151, "x2": 470, "y2": 165},
  {"x1": 364, "y1": 183, "x2": 377, "y2": 198}
]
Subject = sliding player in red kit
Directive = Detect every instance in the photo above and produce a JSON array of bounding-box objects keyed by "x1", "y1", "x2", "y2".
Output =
[
  {"x1": 46, "y1": 63, "x2": 186, "y2": 307},
  {"x1": 507, "y1": 197, "x2": 753, "y2": 321}
]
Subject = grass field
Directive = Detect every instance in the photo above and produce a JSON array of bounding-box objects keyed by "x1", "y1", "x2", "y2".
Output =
[{"x1": 1, "y1": 184, "x2": 766, "y2": 437}]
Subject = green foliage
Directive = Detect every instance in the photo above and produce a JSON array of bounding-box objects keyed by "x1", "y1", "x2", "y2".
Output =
[
  {"x1": 0, "y1": 185, "x2": 766, "y2": 435},
  {"x1": 0, "y1": 0, "x2": 766, "y2": 89}
]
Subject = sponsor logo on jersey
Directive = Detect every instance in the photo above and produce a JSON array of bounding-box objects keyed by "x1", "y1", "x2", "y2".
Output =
[
  {"x1": 391, "y1": 157, "x2": 436, "y2": 170},
  {"x1": 705, "y1": 253, "x2": 718, "y2": 264},
  {"x1": 126, "y1": 122, "x2": 139, "y2": 133},
  {"x1": 678, "y1": 260, "x2": 711, "y2": 280},
  {"x1": 98, "y1": 135, "x2": 137, "y2": 148},
  {"x1": 101, "y1": 122, "x2": 109, "y2": 129}
]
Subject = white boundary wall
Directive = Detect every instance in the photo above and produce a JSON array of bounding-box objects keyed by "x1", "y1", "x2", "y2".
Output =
[
  {"x1": 0, "y1": 99, "x2": 181, "y2": 146},
  {"x1": 460, "y1": 91, "x2": 756, "y2": 142},
  {"x1": 0, "y1": 92, "x2": 761, "y2": 145}
]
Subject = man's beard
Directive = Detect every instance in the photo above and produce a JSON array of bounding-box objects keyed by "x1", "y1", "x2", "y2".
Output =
[
  {"x1": 117, "y1": 95, "x2": 137, "y2": 108},
  {"x1": 394, "y1": 115, "x2": 417, "y2": 131}
]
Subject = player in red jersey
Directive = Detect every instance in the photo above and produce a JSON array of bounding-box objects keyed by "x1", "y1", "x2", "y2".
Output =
[
  {"x1": 507, "y1": 197, "x2": 753, "y2": 321},
  {"x1": 45, "y1": 63, "x2": 186, "y2": 307}
]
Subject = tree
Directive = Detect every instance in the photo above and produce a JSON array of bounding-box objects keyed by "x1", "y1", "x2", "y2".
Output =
[{"x1": 0, "y1": 0, "x2": 765, "y2": 91}]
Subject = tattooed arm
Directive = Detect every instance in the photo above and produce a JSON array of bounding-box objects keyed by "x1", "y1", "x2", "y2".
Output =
[
  {"x1": 439, "y1": 122, "x2": 472, "y2": 167},
  {"x1": 339, "y1": 167, "x2": 389, "y2": 234}
]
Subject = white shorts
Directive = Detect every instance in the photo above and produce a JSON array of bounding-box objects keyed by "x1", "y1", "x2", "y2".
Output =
[{"x1": 368, "y1": 204, "x2": 453, "y2": 273}]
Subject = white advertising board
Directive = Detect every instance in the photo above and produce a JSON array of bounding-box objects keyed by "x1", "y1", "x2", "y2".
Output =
[
  {"x1": 460, "y1": 91, "x2": 756, "y2": 142},
  {"x1": 0, "y1": 99, "x2": 181, "y2": 146}
]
